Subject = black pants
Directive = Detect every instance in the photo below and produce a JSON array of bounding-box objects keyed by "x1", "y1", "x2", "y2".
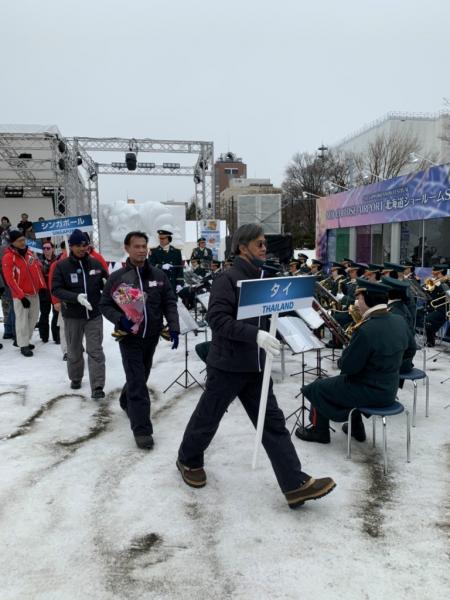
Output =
[
  {"x1": 178, "y1": 366, "x2": 310, "y2": 493},
  {"x1": 119, "y1": 334, "x2": 159, "y2": 436},
  {"x1": 38, "y1": 291, "x2": 59, "y2": 343},
  {"x1": 425, "y1": 309, "x2": 447, "y2": 345}
]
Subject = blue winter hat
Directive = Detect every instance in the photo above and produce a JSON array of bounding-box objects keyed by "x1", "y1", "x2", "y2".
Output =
[{"x1": 68, "y1": 229, "x2": 87, "y2": 246}]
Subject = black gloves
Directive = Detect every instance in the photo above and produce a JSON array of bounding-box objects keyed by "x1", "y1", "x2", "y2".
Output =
[{"x1": 21, "y1": 297, "x2": 31, "y2": 308}]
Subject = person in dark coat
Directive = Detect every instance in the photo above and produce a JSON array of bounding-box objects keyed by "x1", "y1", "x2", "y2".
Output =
[
  {"x1": 382, "y1": 276, "x2": 417, "y2": 381},
  {"x1": 51, "y1": 229, "x2": 109, "y2": 397},
  {"x1": 422, "y1": 265, "x2": 449, "y2": 347},
  {"x1": 37, "y1": 241, "x2": 59, "y2": 343},
  {"x1": 190, "y1": 237, "x2": 213, "y2": 269},
  {"x1": 100, "y1": 231, "x2": 180, "y2": 450},
  {"x1": 296, "y1": 253, "x2": 310, "y2": 274},
  {"x1": 176, "y1": 224, "x2": 336, "y2": 509},
  {"x1": 296, "y1": 278, "x2": 415, "y2": 444},
  {"x1": 309, "y1": 259, "x2": 324, "y2": 281},
  {"x1": 149, "y1": 229, "x2": 184, "y2": 294}
]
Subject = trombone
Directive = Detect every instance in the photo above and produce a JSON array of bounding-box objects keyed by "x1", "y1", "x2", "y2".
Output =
[{"x1": 430, "y1": 290, "x2": 450, "y2": 308}]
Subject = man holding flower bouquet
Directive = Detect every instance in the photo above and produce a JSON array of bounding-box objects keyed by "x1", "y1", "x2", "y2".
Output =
[{"x1": 100, "y1": 231, "x2": 180, "y2": 450}]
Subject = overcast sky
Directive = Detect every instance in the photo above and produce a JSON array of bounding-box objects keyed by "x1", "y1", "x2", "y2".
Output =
[{"x1": 1, "y1": 0, "x2": 449, "y2": 205}]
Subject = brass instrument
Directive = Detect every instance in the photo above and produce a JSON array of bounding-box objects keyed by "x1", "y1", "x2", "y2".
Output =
[
  {"x1": 430, "y1": 290, "x2": 450, "y2": 308},
  {"x1": 344, "y1": 304, "x2": 363, "y2": 336},
  {"x1": 315, "y1": 281, "x2": 341, "y2": 310},
  {"x1": 423, "y1": 277, "x2": 436, "y2": 292},
  {"x1": 312, "y1": 299, "x2": 350, "y2": 346},
  {"x1": 318, "y1": 275, "x2": 333, "y2": 290},
  {"x1": 423, "y1": 274, "x2": 449, "y2": 292}
]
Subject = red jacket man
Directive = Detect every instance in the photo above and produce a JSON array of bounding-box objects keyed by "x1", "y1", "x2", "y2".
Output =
[{"x1": 1, "y1": 229, "x2": 46, "y2": 356}]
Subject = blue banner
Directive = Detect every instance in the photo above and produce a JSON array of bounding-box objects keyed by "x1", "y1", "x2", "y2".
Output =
[
  {"x1": 33, "y1": 214, "x2": 93, "y2": 239},
  {"x1": 26, "y1": 239, "x2": 43, "y2": 253},
  {"x1": 237, "y1": 276, "x2": 316, "y2": 319}
]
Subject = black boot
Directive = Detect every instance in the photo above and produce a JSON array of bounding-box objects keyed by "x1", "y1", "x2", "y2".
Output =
[
  {"x1": 295, "y1": 425, "x2": 330, "y2": 444},
  {"x1": 20, "y1": 346, "x2": 33, "y2": 357}
]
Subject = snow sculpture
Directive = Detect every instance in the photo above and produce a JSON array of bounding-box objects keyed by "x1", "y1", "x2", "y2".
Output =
[{"x1": 99, "y1": 201, "x2": 185, "y2": 262}]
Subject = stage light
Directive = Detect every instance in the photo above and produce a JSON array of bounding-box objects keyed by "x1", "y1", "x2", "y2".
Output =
[
  {"x1": 194, "y1": 168, "x2": 202, "y2": 184},
  {"x1": 58, "y1": 158, "x2": 65, "y2": 170},
  {"x1": 4, "y1": 186, "x2": 24, "y2": 197},
  {"x1": 77, "y1": 153, "x2": 82, "y2": 166},
  {"x1": 41, "y1": 187, "x2": 55, "y2": 197},
  {"x1": 125, "y1": 152, "x2": 137, "y2": 171},
  {"x1": 58, "y1": 140, "x2": 66, "y2": 153},
  {"x1": 137, "y1": 162, "x2": 155, "y2": 169},
  {"x1": 163, "y1": 162, "x2": 180, "y2": 169},
  {"x1": 19, "y1": 153, "x2": 32, "y2": 159}
]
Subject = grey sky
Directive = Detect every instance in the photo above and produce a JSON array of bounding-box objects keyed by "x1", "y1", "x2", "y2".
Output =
[{"x1": 1, "y1": 0, "x2": 449, "y2": 205}]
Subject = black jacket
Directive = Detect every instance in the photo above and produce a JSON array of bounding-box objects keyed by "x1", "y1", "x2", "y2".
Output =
[
  {"x1": 206, "y1": 256, "x2": 269, "y2": 372},
  {"x1": 149, "y1": 245, "x2": 184, "y2": 292},
  {"x1": 51, "y1": 254, "x2": 108, "y2": 319},
  {"x1": 99, "y1": 259, "x2": 180, "y2": 338}
]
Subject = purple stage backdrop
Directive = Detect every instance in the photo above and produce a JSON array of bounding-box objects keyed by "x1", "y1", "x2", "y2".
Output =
[{"x1": 316, "y1": 163, "x2": 450, "y2": 260}]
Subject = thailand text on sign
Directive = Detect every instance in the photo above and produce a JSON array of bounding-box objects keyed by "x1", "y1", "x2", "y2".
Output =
[
  {"x1": 33, "y1": 215, "x2": 93, "y2": 239},
  {"x1": 236, "y1": 276, "x2": 316, "y2": 320}
]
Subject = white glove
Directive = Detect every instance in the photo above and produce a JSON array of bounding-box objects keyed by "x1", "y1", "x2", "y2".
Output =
[
  {"x1": 176, "y1": 284, "x2": 183, "y2": 293},
  {"x1": 336, "y1": 292, "x2": 344, "y2": 300},
  {"x1": 162, "y1": 263, "x2": 172, "y2": 271},
  {"x1": 256, "y1": 330, "x2": 281, "y2": 357},
  {"x1": 77, "y1": 293, "x2": 93, "y2": 311}
]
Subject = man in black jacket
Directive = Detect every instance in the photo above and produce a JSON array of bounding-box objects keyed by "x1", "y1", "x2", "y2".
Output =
[
  {"x1": 177, "y1": 224, "x2": 336, "y2": 509},
  {"x1": 100, "y1": 231, "x2": 180, "y2": 450},
  {"x1": 52, "y1": 229, "x2": 109, "y2": 398}
]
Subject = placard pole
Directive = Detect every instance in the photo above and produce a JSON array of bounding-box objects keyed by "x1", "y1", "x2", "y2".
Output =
[{"x1": 252, "y1": 312, "x2": 279, "y2": 470}]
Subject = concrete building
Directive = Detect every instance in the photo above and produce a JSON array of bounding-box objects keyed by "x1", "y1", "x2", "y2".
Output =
[
  {"x1": 219, "y1": 178, "x2": 282, "y2": 235},
  {"x1": 214, "y1": 152, "x2": 247, "y2": 212},
  {"x1": 333, "y1": 111, "x2": 450, "y2": 169}
]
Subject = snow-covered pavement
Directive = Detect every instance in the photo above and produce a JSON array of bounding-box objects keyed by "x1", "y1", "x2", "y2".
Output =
[{"x1": 1, "y1": 320, "x2": 449, "y2": 600}]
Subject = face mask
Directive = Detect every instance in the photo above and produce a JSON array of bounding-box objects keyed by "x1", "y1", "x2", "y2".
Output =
[{"x1": 250, "y1": 256, "x2": 265, "y2": 269}]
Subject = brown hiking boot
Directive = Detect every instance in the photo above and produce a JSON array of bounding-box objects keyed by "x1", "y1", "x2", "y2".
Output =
[
  {"x1": 176, "y1": 459, "x2": 207, "y2": 488},
  {"x1": 285, "y1": 477, "x2": 336, "y2": 509}
]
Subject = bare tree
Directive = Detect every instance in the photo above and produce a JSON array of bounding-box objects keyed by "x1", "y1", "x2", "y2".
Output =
[
  {"x1": 282, "y1": 150, "x2": 351, "y2": 247},
  {"x1": 353, "y1": 130, "x2": 425, "y2": 184}
]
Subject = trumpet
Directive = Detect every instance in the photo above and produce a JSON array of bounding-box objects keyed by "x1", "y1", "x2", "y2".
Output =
[{"x1": 423, "y1": 277, "x2": 437, "y2": 292}]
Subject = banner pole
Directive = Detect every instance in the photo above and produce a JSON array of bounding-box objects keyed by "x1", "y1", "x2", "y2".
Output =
[{"x1": 252, "y1": 312, "x2": 279, "y2": 470}]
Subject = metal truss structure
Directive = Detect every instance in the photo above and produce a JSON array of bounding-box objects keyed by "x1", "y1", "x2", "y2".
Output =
[
  {"x1": 1, "y1": 131, "x2": 214, "y2": 248},
  {"x1": 0, "y1": 131, "x2": 88, "y2": 218}
]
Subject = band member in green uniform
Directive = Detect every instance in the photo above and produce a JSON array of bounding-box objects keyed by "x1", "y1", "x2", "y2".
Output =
[
  {"x1": 423, "y1": 265, "x2": 449, "y2": 347},
  {"x1": 310, "y1": 259, "x2": 324, "y2": 281},
  {"x1": 190, "y1": 237, "x2": 213, "y2": 269},
  {"x1": 149, "y1": 229, "x2": 184, "y2": 294},
  {"x1": 296, "y1": 278, "x2": 415, "y2": 444}
]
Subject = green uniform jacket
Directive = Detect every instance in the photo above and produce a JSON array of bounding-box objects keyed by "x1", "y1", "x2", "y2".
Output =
[
  {"x1": 303, "y1": 309, "x2": 414, "y2": 422},
  {"x1": 149, "y1": 245, "x2": 184, "y2": 292}
]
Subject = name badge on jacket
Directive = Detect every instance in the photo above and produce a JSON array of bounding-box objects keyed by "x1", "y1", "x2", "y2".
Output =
[{"x1": 71, "y1": 273, "x2": 78, "y2": 283}]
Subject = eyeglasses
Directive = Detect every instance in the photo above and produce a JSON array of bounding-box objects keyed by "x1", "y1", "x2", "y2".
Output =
[
  {"x1": 43, "y1": 246, "x2": 52, "y2": 250},
  {"x1": 255, "y1": 240, "x2": 267, "y2": 248}
]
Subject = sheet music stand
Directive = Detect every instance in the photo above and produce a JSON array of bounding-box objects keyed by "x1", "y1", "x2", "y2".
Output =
[
  {"x1": 163, "y1": 301, "x2": 205, "y2": 393},
  {"x1": 276, "y1": 316, "x2": 326, "y2": 432},
  {"x1": 196, "y1": 292, "x2": 210, "y2": 342}
]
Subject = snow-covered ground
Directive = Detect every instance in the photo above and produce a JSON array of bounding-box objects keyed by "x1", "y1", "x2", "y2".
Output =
[{"x1": 1, "y1": 319, "x2": 449, "y2": 600}]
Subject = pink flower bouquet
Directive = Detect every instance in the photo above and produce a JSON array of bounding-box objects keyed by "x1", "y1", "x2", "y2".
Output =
[{"x1": 112, "y1": 284, "x2": 146, "y2": 334}]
